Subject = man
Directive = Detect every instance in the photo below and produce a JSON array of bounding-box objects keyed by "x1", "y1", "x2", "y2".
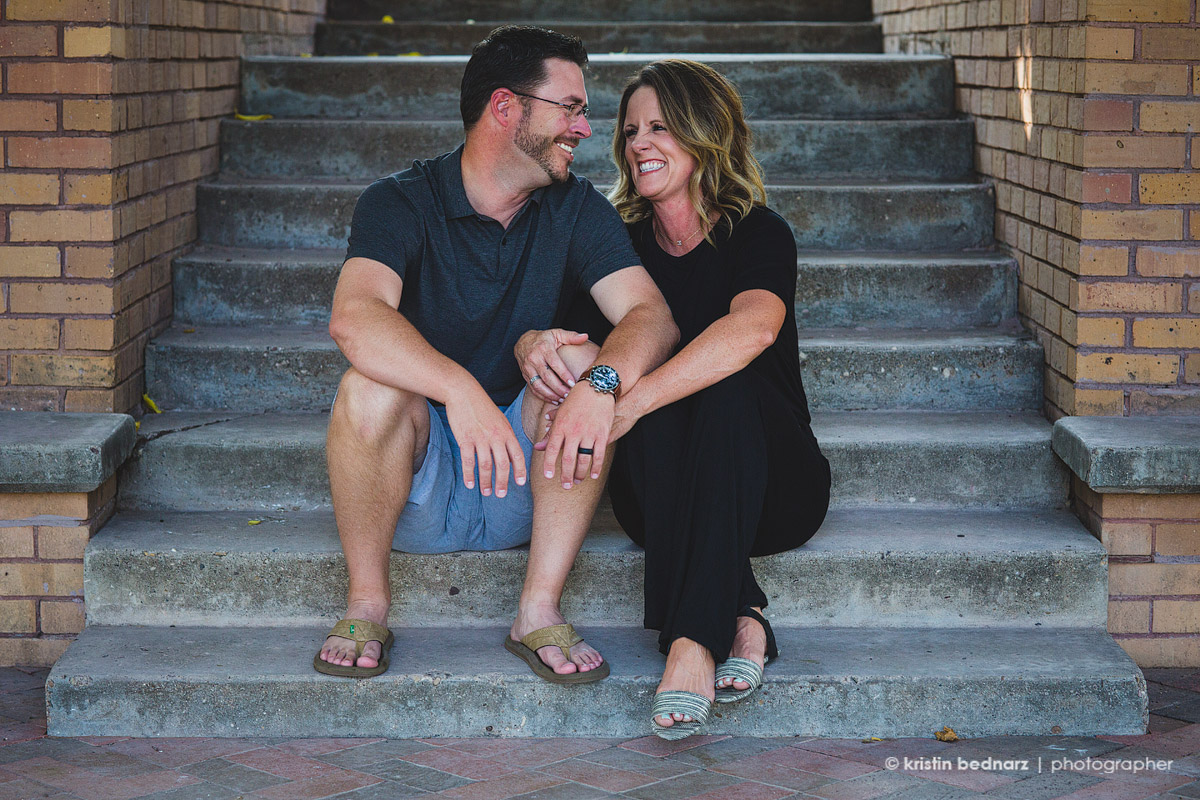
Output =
[{"x1": 314, "y1": 25, "x2": 677, "y2": 681}]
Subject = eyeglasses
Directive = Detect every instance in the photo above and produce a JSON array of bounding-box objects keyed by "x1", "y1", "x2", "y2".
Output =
[{"x1": 511, "y1": 92, "x2": 590, "y2": 121}]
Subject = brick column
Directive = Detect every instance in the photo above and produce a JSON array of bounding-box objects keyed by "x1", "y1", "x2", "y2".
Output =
[
  {"x1": 0, "y1": 478, "x2": 115, "y2": 665},
  {"x1": 1074, "y1": 480, "x2": 1200, "y2": 667},
  {"x1": 872, "y1": 0, "x2": 1198, "y2": 419},
  {"x1": 0, "y1": 0, "x2": 324, "y2": 414}
]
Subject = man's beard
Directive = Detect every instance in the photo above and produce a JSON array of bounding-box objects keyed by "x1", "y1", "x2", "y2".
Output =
[{"x1": 515, "y1": 115, "x2": 569, "y2": 184}]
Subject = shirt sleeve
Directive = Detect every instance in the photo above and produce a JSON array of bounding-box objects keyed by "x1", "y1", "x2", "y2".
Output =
[
  {"x1": 344, "y1": 177, "x2": 422, "y2": 281},
  {"x1": 730, "y1": 207, "x2": 797, "y2": 306},
  {"x1": 567, "y1": 180, "x2": 642, "y2": 292}
]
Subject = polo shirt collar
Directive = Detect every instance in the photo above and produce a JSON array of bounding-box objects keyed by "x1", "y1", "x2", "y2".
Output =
[{"x1": 440, "y1": 144, "x2": 546, "y2": 221}]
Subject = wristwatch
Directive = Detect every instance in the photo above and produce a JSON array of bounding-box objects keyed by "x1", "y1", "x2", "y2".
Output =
[{"x1": 580, "y1": 365, "x2": 621, "y2": 399}]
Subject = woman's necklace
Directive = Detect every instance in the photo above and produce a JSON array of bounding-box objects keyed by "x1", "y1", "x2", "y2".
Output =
[{"x1": 653, "y1": 216, "x2": 705, "y2": 251}]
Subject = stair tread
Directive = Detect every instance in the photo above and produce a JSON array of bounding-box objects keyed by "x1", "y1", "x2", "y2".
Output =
[
  {"x1": 93, "y1": 507, "x2": 1103, "y2": 557},
  {"x1": 200, "y1": 176, "x2": 989, "y2": 190},
  {"x1": 178, "y1": 245, "x2": 1016, "y2": 267},
  {"x1": 54, "y1": 624, "x2": 1134, "y2": 681},
  {"x1": 151, "y1": 324, "x2": 1040, "y2": 350},
  {"x1": 134, "y1": 408, "x2": 1056, "y2": 445},
  {"x1": 247, "y1": 52, "x2": 953, "y2": 64}
]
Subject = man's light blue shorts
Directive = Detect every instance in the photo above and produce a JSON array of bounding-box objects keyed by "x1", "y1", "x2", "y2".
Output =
[{"x1": 392, "y1": 387, "x2": 535, "y2": 554}]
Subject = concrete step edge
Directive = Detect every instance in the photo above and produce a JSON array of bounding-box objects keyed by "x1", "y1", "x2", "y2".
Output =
[
  {"x1": 46, "y1": 624, "x2": 1147, "y2": 738},
  {"x1": 84, "y1": 506, "x2": 1108, "y2": 629}
]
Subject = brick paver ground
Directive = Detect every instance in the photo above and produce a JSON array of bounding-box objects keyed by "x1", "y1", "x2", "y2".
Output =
[{"x1": 1, "y1": 667, "x2": 1198, "y2": 799}]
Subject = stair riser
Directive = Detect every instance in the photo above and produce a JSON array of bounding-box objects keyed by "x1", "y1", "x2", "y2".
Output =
[
  {"x1": 45, "y1": 626, "x2": 1146, "y2": 738},
  {"x1": 117, "y1": 422, "x2": 1069, "y2": 511},
  {"x1": 145, "y1": 337, "x2": 1042, "y2": 412},
  {"x1": 327, "y1": 0, "x2": 874, "y2": 22},
  {"x1": 196, "y1": 183, "x2": 995, "y2": 251},
  {"x1": 172, "y1": 255, "x2": 1018, "y2": 329},
  {"x1": 241, "y1": 57, "x2": 954, "y2": 120},
  {"x1": 316, "y1": 21, "x2": 884, "y2": 55},
  {"x1": 219, "y1": 119, "x2": 974, "y2": 182},
  {"x1": 172, "y1": 258, "x2": 336, "y2": 326},
  {"x1": 84, "y1": 547, "x2": 1108, "y2": 629},
  {"x1": 796, "y1": 260, "x2": 1017, "y2": 328}
]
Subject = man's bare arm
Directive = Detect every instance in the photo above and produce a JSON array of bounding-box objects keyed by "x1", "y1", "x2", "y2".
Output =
[
  {"x1": 330, "y1": 256, "x2": 527, "y2": 496},
  {"x1": 539, "y1": 265, "x2": 678, "y2": 485}
]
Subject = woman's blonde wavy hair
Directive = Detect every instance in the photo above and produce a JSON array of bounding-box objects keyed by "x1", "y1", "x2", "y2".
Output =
[{"x1": 608, "y1": 59, "x2": 767, "y2": 240}]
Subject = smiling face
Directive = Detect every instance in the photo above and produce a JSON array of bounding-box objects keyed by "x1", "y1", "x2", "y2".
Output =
[
  {"x1": 513, "y1": 57, "x2": 592, "y2": 184},
  {"x1": 621, "y1": 85, "x2": 697, "y2": 205}
]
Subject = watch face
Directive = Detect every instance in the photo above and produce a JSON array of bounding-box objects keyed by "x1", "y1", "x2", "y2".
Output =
[{"x1": 588, "y1": 365, "x2": 620, "y2": 392}]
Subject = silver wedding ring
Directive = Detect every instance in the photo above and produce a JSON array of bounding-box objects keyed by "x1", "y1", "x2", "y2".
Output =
[{"x1": 529, "y1": 374, "x2": 542, "y2": 384}]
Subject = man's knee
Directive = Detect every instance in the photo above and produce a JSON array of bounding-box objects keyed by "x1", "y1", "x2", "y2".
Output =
[{"x1": 332, "y1": 367, "x2": 428, "y2": 444}]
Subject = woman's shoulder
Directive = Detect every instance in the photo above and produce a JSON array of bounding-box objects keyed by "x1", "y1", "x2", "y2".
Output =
[
  {"x1": 725, "y1": 206, "x2": 795, "y2": 252},
  {"x1": 730, "y1": 205, "x2": 789, "y2": 237}
]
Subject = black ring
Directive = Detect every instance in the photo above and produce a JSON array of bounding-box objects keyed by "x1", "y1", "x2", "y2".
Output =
[{"x1": 578, "y1": 447, "x2": 594, "y2": 455}]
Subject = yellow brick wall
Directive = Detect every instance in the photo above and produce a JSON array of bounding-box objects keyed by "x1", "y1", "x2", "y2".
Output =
[
  {"x1": 0, "y1": 477, "x2": 114, "y2": 665},
  {"x1": 1075, "y1": 478, "x2": 1200, "y2": 667},
  {"x1": 873, "y1": 0, "x2": 1199, "y2": 418},
  {"x1": 0, "y1": 0, "x2": 324, "y2": 413}
]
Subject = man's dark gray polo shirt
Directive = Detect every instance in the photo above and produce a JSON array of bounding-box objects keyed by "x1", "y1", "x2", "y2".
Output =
[{"x1": 345, "y1": 145, "x2": 639, "y2": 405}]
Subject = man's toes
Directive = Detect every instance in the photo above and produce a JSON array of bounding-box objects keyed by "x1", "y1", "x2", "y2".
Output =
[{"x1": 537, "y1": 646, "x2": 578, "y2": 674}]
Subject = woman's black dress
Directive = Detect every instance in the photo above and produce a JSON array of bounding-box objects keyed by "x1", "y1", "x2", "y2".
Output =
[{"x1": 567, "y1": 205, "x2": 831, "y2": 661}]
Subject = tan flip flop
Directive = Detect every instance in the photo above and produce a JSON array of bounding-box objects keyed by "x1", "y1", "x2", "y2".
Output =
[
  {"x1": 504, "y1": 623, "x2": 610, "y2": 684},
  {"x1": 313, "y1": 618, "x2": 395, "y2": 678}
]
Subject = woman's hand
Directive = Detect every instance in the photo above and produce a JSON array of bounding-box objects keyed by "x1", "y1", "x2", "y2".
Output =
[
  {"x1": 610, "y1": 388, "x2": 648, "y2": 442},
  {"x1": 514, "y1": 328, "x2": 590, "y2": 404}
]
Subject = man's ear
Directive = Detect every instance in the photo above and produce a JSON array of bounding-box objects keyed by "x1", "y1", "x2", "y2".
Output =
[{"x1": 489, "y1": 88, "x2": 515, "y2": 128}]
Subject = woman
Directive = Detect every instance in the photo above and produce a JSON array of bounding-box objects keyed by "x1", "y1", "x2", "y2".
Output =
[{"x1": 517, "y1": 59, "x2": 831, "y2": 739}]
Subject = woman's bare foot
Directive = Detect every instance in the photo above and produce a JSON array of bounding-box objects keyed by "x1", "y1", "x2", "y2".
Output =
[
  {"x1": 654, "y1": 637, "x2": 715, "y2": 729},
  {"x1": 511, "y1": 600, "x2": 604, "y2": 675},
  {"x1": 318, "y1": 599, "x2": 391, "y2": 668},
  {"x1": 716, "y1": 607, "x2": 768, "y2": 692}
]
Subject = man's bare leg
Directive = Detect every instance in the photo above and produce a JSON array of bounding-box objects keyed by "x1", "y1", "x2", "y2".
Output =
[
  {"x1": 319, "y1": 367, "x2": 431, "y2": 668},
  {"x1": 510, "y1": 343, "x2": 609, "y2": 675}
]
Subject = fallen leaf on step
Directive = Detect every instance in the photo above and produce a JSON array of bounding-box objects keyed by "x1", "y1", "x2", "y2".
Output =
[
  {"x1": 381, "y1": 14, "x2": 394, "y2": 22},
  {"x1": 400, "y1": 51, "x2": 422, "y2": 56},
  {"x1": 248, "y1": 520, "x2": 262, "y2": 525},
  {"x1": 235, "y1": 113, "x2": 274, "y2": 121},
  {"x1": 183, "y1": 328, "x2": 195, "y2": 333},
  {"x1": 860, "y1": 736, "x2": 883, "y2": 742},
  {"x1": 300, "y1": 52, "x2": 312, "y2": 57},
  {"x1": 367, "y1": 52, "x2": 379, "y2": 56},
  {"x1": 142, "y1": 394, "x2": 162, "y2": 413},
  {"x1": 935, "y1": 726, "x2": 958, "y2": 742}
]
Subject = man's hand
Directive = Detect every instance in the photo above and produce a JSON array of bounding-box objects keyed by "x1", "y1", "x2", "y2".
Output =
[
  {"x1": 515, "y1": 328, "x2": 590, "y2": 404},
  {"x1": 535, "y1": 384, "x2": 615, "y2": 487},
  {"x1": 444, "y1": 386, "x2": 527, "y2": 498}
]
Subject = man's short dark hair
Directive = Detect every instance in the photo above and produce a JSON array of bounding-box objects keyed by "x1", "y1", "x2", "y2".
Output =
[{"x1": 460, "y1": 25, "x2": 588, "y2": 132}]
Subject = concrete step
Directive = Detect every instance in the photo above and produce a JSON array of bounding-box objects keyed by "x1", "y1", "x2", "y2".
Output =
[
  {"x1": 241, "y1": 54, "x2": 954, "y2": 120},
  {"x1": 173, "y1": 247, "x2": 1017, "y2": 330},
  {"x1": 196, "y1": 180, "x2": 994, "y2": 251},
  {"x1": 315, "y1": 21, "x2": 884, "y2": 55},
  {"x1": 84, "y1": 508, "x2": 1107, "y2": 629},
  {"x1": 796, "y1": 251, "x2": 1017, "y2": 328},
  {"x1": 326, "y1": 0, "x2": 874, "y2": 22},
  {"x1": 118, "y1": 411, "x2": 1068, "y2": 511},
  {"x1": 219, "y1": 119, "x2": 974, "y2": 183},
  {"x1": 46, "y1": 624, "x2": 1146, "y2": 738},
  {"x1": 145, "y1": 326, "x2": 1042, "y2": 412}
]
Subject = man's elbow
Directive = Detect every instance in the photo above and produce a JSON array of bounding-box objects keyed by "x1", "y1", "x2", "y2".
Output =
[{"x1": 328, "y1": 307, "x2": 359, "y2": 357}]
